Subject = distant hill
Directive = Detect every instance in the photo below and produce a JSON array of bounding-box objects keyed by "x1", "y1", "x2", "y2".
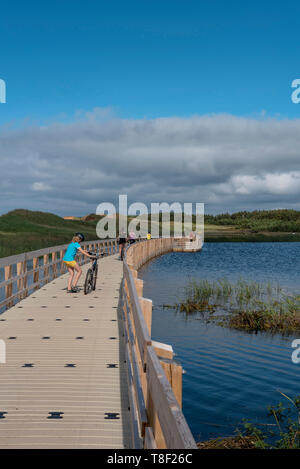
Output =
[
  {"x1": 81, "y1": 213, "x2": 103, "y2": 222},
  {"x1": 1, "y1": 208, "x2": 299, "y2": 258},
  {"x1": 204, "y1": 209, "x2": 300, "y2": 232},
  {"x1": 0, "y1": 209, "x2": 102, "y2": 258}
]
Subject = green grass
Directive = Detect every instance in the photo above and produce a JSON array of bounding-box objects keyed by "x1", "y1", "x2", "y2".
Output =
[
  {"x1": 175, "y1": 278, "x2": 300, "y2": 334},
  {"x1": 198, "y1": 394, "x2": 300, "y2": 449},
  {"x1": 240, "y1": 394, "x2": 300, "y2": 449},
  {"x1": 205, "y1": 209, "x2": 300, "y2": 232},
  {"x1": 0, "y1": 208, "x2": 155, "y2": 257},
  {"x1": 0, "y1": 209, "x2": 101, "y2": 258}
]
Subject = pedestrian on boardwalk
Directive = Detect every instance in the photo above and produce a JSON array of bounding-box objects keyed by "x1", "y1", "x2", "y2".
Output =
[
  {"x1": 189, "y1": 231, "x2": 196, "y2": 242},
  {"x1": 129, "y1": 231, "x2": 136, "y2": 244},
  {"x1": 63, "y1": 233, "x2": 95, "y2": 293},
  {"x1": 117, "y1": 230, "x2": 127, "y2": 258}
]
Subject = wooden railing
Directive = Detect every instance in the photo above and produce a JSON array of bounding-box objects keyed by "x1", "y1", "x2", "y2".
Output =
[
  {"x1": 0, "y1": 239, "x2": 118, "y2": 312},
  {"x1": 173, "y1": 235, "x2": 203, "y2": 252},
  {"x1": 122, "y1": 238, "x2": 198, "y2": 449}
]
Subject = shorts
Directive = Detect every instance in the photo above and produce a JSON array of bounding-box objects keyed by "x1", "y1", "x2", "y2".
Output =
[{"x1": 63, "y1": 260, "x2": 76, "y2": 268}]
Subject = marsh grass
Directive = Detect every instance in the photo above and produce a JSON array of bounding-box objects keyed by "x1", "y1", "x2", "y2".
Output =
[
  {"x1": 198, "y1": 394, "x2": 300, "y2": 449},
  {"x1": 197, "y1": 434, "x2": 258, "y2": 449},
  {"x1": 176, "y1": 278, "x2": 300, "y2": 333}
]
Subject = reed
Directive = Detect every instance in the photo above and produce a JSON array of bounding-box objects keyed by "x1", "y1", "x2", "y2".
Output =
[
  {"x1": 198, "y1": 394, "x2": 300, "y2": 449},
  {"x1": 177, "y1": 278, "x2": 300, "y2": 333}
]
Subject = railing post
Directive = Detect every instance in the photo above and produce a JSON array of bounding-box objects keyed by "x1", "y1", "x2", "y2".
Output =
[
  {"x1": 33, "y1": 257, "x2": 39, "y2": 290},
  {"x1": 4, "y1": 264, "x2": 13, "y2": 309},
  {"x1": 23, "y1": 261, "x2": 28, "y2": 298},
  {"x1": 52, "y1": 252, "x2": 57, "y2": 278},
  {"x1": 60, "y1": 250, "x2": 65, "y2": 274},
  {"x1": 17, "y1": 261, "x2": 24, "y2": 300},
  {"x1": 160, "y1": 361, "x2": 183, "y2": 409},
  {"x1": 134, "y1": 278, "x2": 143, "y2": 298},
  {"x1": 140, "y1": 297, "x2": 152, "y2": 336},
  {"x1": 144, "y1": 427, "x2": 157, "y2": 449},
  {"x1": 43, "y1": 254, "x2": 49, "y2": 284},
  {"x1": 146, "y1": 387, "x2": 167, "y2": 449}
]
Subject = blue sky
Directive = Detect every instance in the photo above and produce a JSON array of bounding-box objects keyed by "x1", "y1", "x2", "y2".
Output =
[
  {"x1": 0, "y1": 1, "x2": 300, "y2": 216},
  {"x1": 1, "y1": 0, "x2": 300, "y2": 124}
]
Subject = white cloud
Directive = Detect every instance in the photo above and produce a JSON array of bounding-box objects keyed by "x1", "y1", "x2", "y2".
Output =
[
  {"x1": 0, "y1": 111, "x2": 300, "y2": 215},
  {"x1": 231, "y1": 172, "x2": 300, "y2": 196},
  {"x1": 32, "y1": 182, "x2": 52, "y2": 192}
]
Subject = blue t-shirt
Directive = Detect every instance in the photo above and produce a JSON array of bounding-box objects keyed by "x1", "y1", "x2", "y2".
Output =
[{"x1": 63, "y1": 242, "x2": 81, "y2": 262}]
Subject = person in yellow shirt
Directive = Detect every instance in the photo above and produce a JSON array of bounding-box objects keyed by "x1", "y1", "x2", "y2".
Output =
[{"x1": 146, "y1": 233, "x2": 151, "y2": 240}]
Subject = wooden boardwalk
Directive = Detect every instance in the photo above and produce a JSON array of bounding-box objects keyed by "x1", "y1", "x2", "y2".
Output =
[{"x1": 0, "y1": 254, "x2": 131, "y2": 448}]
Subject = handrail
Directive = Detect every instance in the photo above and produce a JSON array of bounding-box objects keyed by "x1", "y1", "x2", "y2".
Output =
[
  {"x1": 122, "y1": 238, "x2": 199, "y2": 449},
  {"x1": 123, "y1": 263, "x2": 152, "y2": 365},
  {"x1": 0, "y1": 239, "x2": 118, "y2": 311}
]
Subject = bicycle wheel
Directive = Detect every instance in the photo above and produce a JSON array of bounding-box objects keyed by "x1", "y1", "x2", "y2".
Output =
[
  {"x1": 92, "y1": 265, "x2": 98, "y2": 290},
  {"x1": 84, "y1": 269, "x2": 93, "y2": 295}
]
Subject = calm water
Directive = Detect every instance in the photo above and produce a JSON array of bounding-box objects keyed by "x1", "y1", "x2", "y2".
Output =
[{"x1": 139, "y1": 243, "x2": 300, "y2": 442}]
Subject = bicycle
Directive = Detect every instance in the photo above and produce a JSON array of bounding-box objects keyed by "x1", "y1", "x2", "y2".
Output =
[{"x1": 84, "y1": 252, "x2": 101, "y2": 295}]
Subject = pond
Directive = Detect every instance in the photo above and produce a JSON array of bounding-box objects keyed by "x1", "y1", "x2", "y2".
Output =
[{"x1": 139, "y1": 242, "x2": 300, "y2": 442}]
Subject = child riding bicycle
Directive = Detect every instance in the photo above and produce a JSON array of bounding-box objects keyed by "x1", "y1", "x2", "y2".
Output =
[{"x1": 63, "y1": 233, "x2": 95, "y2": 293}]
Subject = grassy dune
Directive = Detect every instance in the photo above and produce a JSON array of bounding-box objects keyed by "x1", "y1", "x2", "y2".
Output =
[
  {"x1": 1, "y1": 208, "x2": 300, "y2": 258},
  {"x1": 0, "y1": 209, "x2": 101, "y2": 258}
]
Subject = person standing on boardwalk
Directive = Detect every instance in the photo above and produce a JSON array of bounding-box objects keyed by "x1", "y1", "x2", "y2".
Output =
[
  {"x1": 129, "y1": 230, "x2": 136, "y2": 244},
  {"x1": 117, "y1": 230, "x2": 127, "y2": 258},
  {"x1": 63, "y1": 233, "x2": 95, "y2": 293},
  {"x1": 189, "y1": 231, "x2": 196, "y2": 242}
]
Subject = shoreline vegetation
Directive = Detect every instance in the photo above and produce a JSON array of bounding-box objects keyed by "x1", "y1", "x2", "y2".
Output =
[
  {"x1": 204, "y1": 231, "x2": 300, "y2": 243},
  {"x1": 0, "y1": 208, "x2": 299, "y2": 258},
  {"x1": 198, "y1": 394, "x2": 300, "y2": 449},
  {"x1": 205, "y1": 209, "x2": 300, "y2": 241},
  {"x1": 171, "y1": 278, "x2": 300, "y2": 334}
]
